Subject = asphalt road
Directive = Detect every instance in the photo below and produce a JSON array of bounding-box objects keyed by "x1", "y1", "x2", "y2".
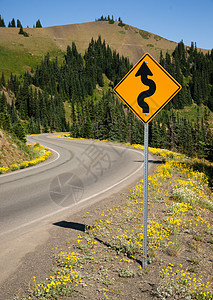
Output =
[{"x1": 0, "y1": 134, "x2": 148, "y2": 285}]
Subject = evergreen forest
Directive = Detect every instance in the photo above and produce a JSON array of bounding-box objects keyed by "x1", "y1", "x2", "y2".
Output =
[{"x1": 0, "y1": 37, "x2": 212, "y2": 160}]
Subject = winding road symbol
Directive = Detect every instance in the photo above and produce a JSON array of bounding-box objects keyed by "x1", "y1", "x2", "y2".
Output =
[
  {"x1": 113, "y1": 52, "x2": 182, "y2": 124},
  {"x1": 135, "y1": 62, "x2": 156, "y2": 114}
]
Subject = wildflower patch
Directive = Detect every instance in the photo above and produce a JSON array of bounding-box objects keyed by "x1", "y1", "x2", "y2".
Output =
[{"x1": 0, "y1": 143, "x2": 51, "y2": 174}]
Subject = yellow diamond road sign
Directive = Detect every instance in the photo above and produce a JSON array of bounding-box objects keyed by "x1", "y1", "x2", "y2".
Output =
[{"x1": 113, "y1": 53, "x2": 182, "y2": 124}]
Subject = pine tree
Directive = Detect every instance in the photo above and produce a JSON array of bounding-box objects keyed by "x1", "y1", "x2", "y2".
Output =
[
  {"x1": 36, "y1": 19, "x2": 42, "y2": 28},
  {"x1": 0, "y1": 73, "x2": 5, "y2": 87},
  {"x1": 13, "y1": 120, "x2": 26, "y2": 141},
  {"x1": 151, "y1": 120, "x2": 161, "y2": 148},
  {"x1": 159, "y1": 50, "x2": 165, "y2": 67},
  {"x1": 0, "y1": 92, "x2": 7, "y2": 112},
  {"x1": 0, "y1": 112, "x2": 12, "y2": 132},
  {"x1": 10, "y1": 99, "x2": 18, "y2": 123},
  {"x1": 17, "y1": 19, "x2": 22, "y2": 28},
  {"x1": 11, "y1": 18, "x2": 16, "y2": 27},
  {"x1": 168, "y1": 105, "x2": 176, "y2": 151},
  {"x1": 19, "y1": 26, "x2": 24, "y2": 35},
  {"x1": 0, "y1": 15, "x2": 5, "y2": 27}
]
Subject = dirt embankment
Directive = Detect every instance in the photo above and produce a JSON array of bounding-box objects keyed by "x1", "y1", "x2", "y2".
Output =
[{"x1": 0, "y1": 129, "x2": 30, "y2": 167}]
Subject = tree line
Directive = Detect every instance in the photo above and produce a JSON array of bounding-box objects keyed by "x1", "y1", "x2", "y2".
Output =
[
  {"x1": 0, "y1": 14, "x2": 42, "y2": 28},
  {"x1": 160, "y1": 41, "x2": 213, "y2": 111},
  {"x1": 0, "y1": 37, "x2": 212, "y2": 160},
  {"x1": 96, "y1": 16, "x2": 125, "y2": 26}
]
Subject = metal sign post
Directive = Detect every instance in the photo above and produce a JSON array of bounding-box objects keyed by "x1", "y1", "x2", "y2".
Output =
[
  {"x1": 113, "y1": 52, "x2": 182, "y2": 269},
  {"x1": 143, "y1": 123, "x2": 149, "y2": 268}
]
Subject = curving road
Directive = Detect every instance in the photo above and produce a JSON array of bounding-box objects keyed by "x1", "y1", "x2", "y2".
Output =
[{"x1": 0, "y1": 134, "x2": 151, "y2": 284}]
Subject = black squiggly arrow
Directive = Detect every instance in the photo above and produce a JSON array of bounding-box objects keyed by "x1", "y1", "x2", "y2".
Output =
[{"x1": 135, "y1": 62, "x2": 156, "y2": 113}]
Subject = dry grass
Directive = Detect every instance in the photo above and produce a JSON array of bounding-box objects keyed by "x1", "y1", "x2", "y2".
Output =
[
  {"x1": 0, "y1": 21, "x2": 178, "y2": 79},
  {"x1": 0, "y1": 21, "x2": 210, "y2": 79}
]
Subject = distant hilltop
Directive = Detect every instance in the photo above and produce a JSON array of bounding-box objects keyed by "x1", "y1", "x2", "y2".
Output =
[{"x1": 0, "y1": 18, "x2": 210, "y2": 79}]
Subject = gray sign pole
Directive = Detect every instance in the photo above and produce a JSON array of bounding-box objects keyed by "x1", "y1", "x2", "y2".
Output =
[{"x1": 142, "y1": 123, "x2": 149, "y2": 268}]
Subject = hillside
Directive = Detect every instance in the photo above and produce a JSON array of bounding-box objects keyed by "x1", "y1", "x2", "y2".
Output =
[
  {"x1": 42, "y1": 21, "x2": 178, "y2": 62},
  {"x1": 0, "y1": 21, "x2": 183, "y2": 79},
  {"x1": 0, "y1": 128, "x2": 29, "y2": 167},
  {"x1": 0, "y1": 20, "x2": 212, "y2": 161}
]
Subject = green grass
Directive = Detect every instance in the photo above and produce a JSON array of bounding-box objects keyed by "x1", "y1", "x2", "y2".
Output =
[
  {"x1": 0, "y1": 45, "x2": 64, "y2": 80},
  {"x1": 176, "y1": 104, "x2": 213, "y2": 128}
]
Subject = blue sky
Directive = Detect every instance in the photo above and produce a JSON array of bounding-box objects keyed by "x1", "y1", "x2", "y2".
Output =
[{"x1": 1, "y1": 0, "x2": 213, "y2": 50}]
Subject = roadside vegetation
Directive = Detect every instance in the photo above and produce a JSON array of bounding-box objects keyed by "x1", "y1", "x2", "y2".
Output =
[
  {"x1": 14, "y1": 144, "x2": 213, "y2": 300},
  {"x1": 0, "y1": 129, "x2": 51, "y2": 174}
]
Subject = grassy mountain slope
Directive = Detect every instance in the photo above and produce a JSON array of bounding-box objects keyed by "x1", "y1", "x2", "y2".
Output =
[
  {"x1": 0, "y1": 27, "x2": 65, "y2": 79},
  {"x1": 0, "y1": 21, "x2": 181, "y2": 79},
  {"x1": 43, "y1": 21, "x2": 177, "y2": 62},
  {"x1": 0, "y1": 20, "x2": 210, "y2": 79}
]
